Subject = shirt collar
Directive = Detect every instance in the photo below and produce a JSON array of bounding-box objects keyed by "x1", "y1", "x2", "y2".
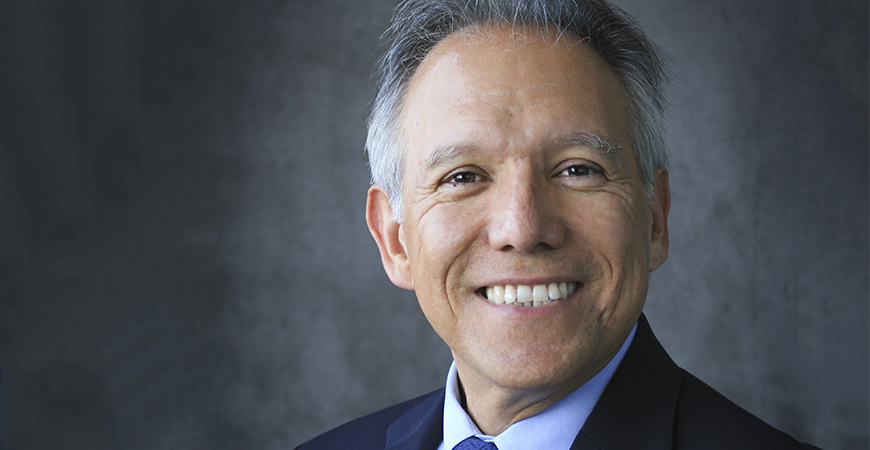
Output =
[{"x1": 442, "y1": 322, "x2": 637, "y2": 450}]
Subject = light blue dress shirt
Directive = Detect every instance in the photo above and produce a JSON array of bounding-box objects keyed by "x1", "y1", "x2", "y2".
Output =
[{"x1": 437, "y1": 323, "x2": 637, "y2": 450}]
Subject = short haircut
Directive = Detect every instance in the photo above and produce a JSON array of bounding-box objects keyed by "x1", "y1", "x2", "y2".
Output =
[{"x1": 367, "y1": 0, "x2": 669, "y2": 222}]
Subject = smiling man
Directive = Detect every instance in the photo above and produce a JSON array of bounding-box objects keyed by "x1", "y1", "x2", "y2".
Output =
[{"x1": 297, "y1": 0, "x2": 818, "y2": 449}]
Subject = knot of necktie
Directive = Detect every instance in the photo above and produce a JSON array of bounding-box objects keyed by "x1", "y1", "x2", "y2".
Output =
[{"x1": 453, "y1": 436, "x2": 498, "y2": 450}]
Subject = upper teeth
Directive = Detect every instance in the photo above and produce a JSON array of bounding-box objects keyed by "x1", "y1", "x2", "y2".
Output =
[{"x1": 485, "y1": 282, "x2": 576, "y2": 307}]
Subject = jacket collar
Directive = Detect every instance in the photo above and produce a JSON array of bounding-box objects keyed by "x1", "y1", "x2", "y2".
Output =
[
  {"x1": 572, "y1": 314, "x2": 683, "y2": 450},
  {"x1": 385, "y1": 389, "x2": 445, "y2": 450}
]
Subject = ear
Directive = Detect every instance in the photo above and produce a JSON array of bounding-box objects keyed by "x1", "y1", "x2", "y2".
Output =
[
  {"x1": 648, "y1": 168, "x2": 670, "y2": 272},
  {"x1": 366, "y1": 184, "x2": 414, "y2": 290}
]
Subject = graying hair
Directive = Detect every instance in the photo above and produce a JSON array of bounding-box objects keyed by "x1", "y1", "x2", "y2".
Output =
[{"x1": 367, "y1": 0, "x2": 670, "y2": 222}]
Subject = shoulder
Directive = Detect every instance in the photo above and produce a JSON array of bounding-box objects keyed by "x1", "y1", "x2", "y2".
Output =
[
  {"x1": 608, "y1": 315, "x2": 820, "y2": 449},
  {"x1": 295, "y1": 389, "x2": 444, "y2": 450},
  {"x1": 674, "y1": 370, "x2": 819, "y2": 449}
]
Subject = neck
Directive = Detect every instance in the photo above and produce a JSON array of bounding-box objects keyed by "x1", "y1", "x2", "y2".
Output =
[
  {"x1": 452, "y1": 326, "x2": 636, "y2": 435},
  {"x1": 455, "y1": 367, "x2": 592, "y2": 436}
]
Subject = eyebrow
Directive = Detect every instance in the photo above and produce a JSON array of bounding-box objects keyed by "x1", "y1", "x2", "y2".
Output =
[
  {"x1": 555, "y1": 132, "x2": 625, "y2": 169},
  {"x1": 421, "y1": 131, "x2": 625, "y2": 174},
  {"x1": 422, "y1": 144, "x2": 478, "y2": 172},
  {"x1": 555, "y1": 132, "x2": 623, "y2": 154}
]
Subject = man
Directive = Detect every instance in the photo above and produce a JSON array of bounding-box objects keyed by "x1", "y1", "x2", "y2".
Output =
[{"x1": 298, "y1": 0, "x2": 819, "y2": 448}]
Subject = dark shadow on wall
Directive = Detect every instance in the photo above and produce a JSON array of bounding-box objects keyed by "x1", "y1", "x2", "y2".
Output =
[{"x1": 0, "y1": 0, "x2": 251, "y2": 447}]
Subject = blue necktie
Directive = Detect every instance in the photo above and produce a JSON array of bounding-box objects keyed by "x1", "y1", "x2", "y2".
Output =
[{"x1": 453, "y1": 436, "x2": 498, "y2": 450}]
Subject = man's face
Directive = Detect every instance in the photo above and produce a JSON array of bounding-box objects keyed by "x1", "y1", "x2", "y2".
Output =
[{"x1": 367, "y1": 26, "x2": 669, "y2": 393}]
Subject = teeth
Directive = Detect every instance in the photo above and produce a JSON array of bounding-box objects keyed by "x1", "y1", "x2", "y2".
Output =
[
  {"x1": 484, "y1": 282, "x2": 577, "y2": 307},
  {"x1": 548, "y1": 283, "x2": 560, "y2": 300},
  {"x1": 504, "y1": 285, "x2": 517, "y2": 304},
  {"x1": 532, "y1": 285, "x2": 548, "y2": 302},
  {"x1": 517, "y1": 285, "x2": 532, "y2": 303},
  {"x1": 492, "y1": 285, "x2": 505, "y2": 304}
]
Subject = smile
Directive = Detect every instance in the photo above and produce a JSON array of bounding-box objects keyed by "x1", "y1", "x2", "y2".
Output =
[{"x1": 484, "y1": 282, "x2": 577, "y2": 307}]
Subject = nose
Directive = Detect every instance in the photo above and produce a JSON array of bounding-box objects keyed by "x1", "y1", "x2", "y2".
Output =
[{"x1": 486, "y1": 175, "x2": 565, "y2": 253}]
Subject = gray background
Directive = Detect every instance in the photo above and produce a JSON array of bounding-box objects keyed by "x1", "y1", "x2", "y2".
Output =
[{"x1": 0, "y1": 0, "x2": 866, "y2": 449}]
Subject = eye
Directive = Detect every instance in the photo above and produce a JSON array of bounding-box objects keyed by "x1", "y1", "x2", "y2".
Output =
[
  {"x1": 559, "y1": 163, "x2": 601, "y2": 177},
  {"x1": 555, "y1": 160, "x2": 606, "y2": 189},
  {"x1": 440, "y1": 169, "x2": 488, "y2": 187},
  {"x1": 564, "y1": 165, "x2": 592, "y2": 177},
  {"x1": 446, "y1": 171, "x2": 480, "y2": 184}
]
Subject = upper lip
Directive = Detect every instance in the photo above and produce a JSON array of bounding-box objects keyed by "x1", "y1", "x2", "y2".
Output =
[{"x1": 478, "y1": 277, "x2": 579, "y2": 288}]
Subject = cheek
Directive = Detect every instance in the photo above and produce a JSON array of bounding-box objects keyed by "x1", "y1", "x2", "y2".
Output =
[
  {"x1": 611, "y1": 192, "x2": 650, "y2": 248},
  {"x1": 419, "y1": 202, "x2": 483, "y2": 259},
  {"x1": 407, "y1": 205, "x2": 479, "y2": 297},
  {"x1": 581, "y1": 198, "x2": 651, "y2": 292}
]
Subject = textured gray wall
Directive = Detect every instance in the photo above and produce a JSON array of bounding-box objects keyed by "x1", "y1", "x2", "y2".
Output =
[{"x1": 0, "y1": 0, "x2": 866, "y2": 449}]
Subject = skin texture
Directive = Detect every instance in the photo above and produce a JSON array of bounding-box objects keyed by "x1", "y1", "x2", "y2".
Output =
[{"x1": 366, "y1": 25, "x2": 670, "y2": 435}]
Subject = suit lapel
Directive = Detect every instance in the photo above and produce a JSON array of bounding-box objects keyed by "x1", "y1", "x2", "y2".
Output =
[
  {"x1": 385, "y1": 389, "x2": 445, "y2": 450},
  {"x1": 571, "y1": 314, "x2": 683, "y2": 450}
]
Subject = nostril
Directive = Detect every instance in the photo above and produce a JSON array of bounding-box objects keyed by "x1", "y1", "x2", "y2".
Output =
[{"x1": 494, "y1": 242, "x2": 557, "y2": 254}]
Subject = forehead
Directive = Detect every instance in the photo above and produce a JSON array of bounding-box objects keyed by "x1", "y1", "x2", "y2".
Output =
[{"x1": 399, "y1": 25, "x2": 630, "y2": 166}]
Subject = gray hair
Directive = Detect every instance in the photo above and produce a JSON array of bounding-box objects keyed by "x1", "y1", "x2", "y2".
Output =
[{"x1": 367, "y1": 0, "x2": 670, "y2": 222}]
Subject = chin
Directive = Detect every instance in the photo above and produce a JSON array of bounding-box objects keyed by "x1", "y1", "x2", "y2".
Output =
[{"x1": 482, "y1": 346, "x2": 602, "y2": 391}]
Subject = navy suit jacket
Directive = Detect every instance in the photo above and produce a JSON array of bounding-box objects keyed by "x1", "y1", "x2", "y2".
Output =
[{"x1": 297, "y1": 315, "x2": 819, "y2": 449}]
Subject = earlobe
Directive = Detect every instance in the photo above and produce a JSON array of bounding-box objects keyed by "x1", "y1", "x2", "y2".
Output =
[
  {"x1": 648, "y1": 168, "x2": 670, "y2": 272},
  {"x1": 366, "y1": 185, "x2": 414, "y2": 290}
]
